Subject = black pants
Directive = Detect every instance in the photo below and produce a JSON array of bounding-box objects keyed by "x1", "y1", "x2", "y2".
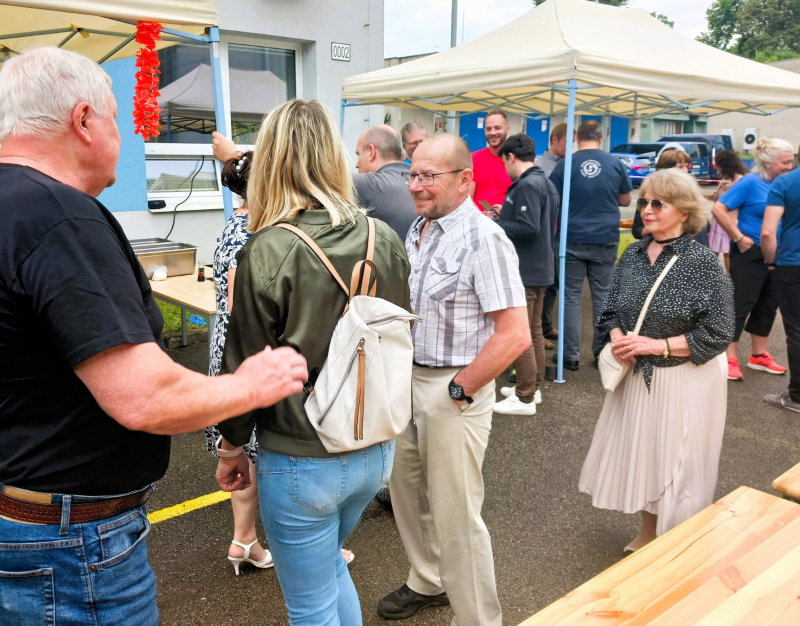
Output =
[
  {"x1": 729, "y1": 242, "x2": 779, "y2": 342},
  {"x1": 542, "y1": 250, "x2": 558, "y2": 335},
  {"x1": 774, "y1": 266, "x2": 800, "y2": 402}
]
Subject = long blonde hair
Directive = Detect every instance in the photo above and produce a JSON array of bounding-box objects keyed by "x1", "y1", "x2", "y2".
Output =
[{"x1": 247, "y1": 99, "x2": 359, "y2": 232}]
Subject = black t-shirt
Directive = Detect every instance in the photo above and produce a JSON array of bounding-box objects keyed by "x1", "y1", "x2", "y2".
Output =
[{"x1": 0, "y1": 164, "x2": 170, "y2": 496}]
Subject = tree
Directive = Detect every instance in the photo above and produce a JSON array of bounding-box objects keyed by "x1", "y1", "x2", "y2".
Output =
[
  {"x1": 534, "y1": 0, "x2": 628, "y2": 5},
  {"x1": 737, "y1": 0, "x2": 800, "y2": 60},
  {"x1": 650, "y1": 12, "x2": 674, "y2": 28},
  {"x1": 697, "y1": 0, "x2": 745, "y2": 50}
]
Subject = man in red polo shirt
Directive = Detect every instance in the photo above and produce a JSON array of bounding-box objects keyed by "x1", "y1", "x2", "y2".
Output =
[{"x1": 469, "y1": 109, "x2": 512, "y2": 213}]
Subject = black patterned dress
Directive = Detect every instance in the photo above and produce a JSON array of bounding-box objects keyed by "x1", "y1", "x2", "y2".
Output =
[{"x1": 204, "y1": 211, "x2": 259, "y2": 462}]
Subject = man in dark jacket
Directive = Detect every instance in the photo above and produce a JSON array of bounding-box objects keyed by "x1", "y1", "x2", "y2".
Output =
[{"x1": 491, "y1": 134, "x2": 559, "y2": 415}]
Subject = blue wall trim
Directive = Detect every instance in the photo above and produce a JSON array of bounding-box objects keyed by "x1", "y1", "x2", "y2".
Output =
[{"x1": 97, "y1": 57, "x2": 147, "y2": 212}]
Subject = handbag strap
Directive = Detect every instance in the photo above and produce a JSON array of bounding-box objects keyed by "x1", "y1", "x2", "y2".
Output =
[
  {"x1": 632, "y1": 255, "x2": 678, "y2": 335},
  {"x1": 275, "y1": 216, "x2": 377, "y2": 303}
]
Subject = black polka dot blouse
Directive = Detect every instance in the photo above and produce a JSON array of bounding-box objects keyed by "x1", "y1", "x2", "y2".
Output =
[{"x1": 597, "y1": 233, "x2": 735, "y2": 389}]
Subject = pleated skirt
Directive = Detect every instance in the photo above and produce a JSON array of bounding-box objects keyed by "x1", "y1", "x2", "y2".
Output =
[{"x1": 579, "y1": 354, "x2": 728, "y2": 537}]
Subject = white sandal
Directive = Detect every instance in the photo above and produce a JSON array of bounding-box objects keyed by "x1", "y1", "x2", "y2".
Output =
[{"x1": 228, "y1": 540, "x2": 274, "y2": 575}]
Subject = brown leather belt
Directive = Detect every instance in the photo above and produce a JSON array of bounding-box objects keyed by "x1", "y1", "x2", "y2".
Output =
[{"x1": 0, "y1": 488, "x2": 151, "y2": 525}]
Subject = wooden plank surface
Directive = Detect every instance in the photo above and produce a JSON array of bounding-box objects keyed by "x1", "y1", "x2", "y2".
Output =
[
  {"x1": 772, "y1": 461, "x2": 800, "y2": 501},
  {"x1": 150, "y1": 273, "x2": 216, "y2": 314},
  {"x1": 519, "y1": 487, "x2": 800, "y2": 626}
]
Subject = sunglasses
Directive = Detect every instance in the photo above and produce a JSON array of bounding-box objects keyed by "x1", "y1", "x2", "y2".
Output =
[{"x1": 637, "y1": 198, "x2": 665, "y2": 212}]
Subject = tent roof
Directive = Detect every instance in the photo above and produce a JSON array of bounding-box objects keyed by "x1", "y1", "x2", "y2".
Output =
[
  {"x1": 342, "y1": 0, "x2": 800, "y2": 119},
  {"x1": 159, "y1": 64, "x2": 286, "y2": 126},
  {"x1": 0, "y1": 1, "x2": 215, "y2": 64}
]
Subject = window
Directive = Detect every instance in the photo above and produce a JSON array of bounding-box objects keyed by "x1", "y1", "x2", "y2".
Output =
[
  {"x1": 228, "y1": 44, "x2": 296, "y2": 144},
  {"x1": 660, "y1": 121, "x2": 676, "y2": 136},
  {"x1": 146, "y1": 159, "x2": 218, "y2": 192},
  {"x1": 153, "y1": 43, "x2": 296, "y2": 144}
]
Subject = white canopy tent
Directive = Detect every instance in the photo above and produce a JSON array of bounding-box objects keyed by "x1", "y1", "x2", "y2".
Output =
[
  {"x1": 0, "y1": 0, "x2": 236, "y2": 218},
  {"x1": 341, "y1": 0, "x2": 800, "y2": 381}
]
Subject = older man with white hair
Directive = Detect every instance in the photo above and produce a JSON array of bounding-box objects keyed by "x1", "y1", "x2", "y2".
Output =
[{"x1": 0, "y1": 47, "x2": 307, "y2": 626}]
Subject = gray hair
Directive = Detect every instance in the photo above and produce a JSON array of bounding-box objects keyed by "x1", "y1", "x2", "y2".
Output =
[
  {"x1": 0, "y1": 47, "x2": 112, "y2": 142},
  {"x1": 362, "y1": 125, "x2": 403, "y2": 161},
  {"x1": 752, "y1": 136, "x2": 794, "y2": 177},
  {"x1": 400, "y1": 121, "x2": 426, "y2": 145}
]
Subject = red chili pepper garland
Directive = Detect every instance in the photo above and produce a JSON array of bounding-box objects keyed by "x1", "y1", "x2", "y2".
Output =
[{"x1": 133, "y1": 21, "x2": 163, "y2": 141}]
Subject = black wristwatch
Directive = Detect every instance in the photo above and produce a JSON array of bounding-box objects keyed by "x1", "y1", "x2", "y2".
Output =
[{"x1": 448, "y1": 378, "x2": 474, "y2": 404}]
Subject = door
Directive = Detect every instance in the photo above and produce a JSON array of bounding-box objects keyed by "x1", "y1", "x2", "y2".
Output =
[
  {"x1": 526, "y1": 116, "x2": 550, "y2": 157},
  {"x1": 459, "y1": 112, "x2": 488, "y2": 153},
  {"x1": 609, "y1": 116, "x2": 629, "y2": 153}
]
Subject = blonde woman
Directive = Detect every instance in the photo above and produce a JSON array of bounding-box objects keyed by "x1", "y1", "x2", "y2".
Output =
[
  {"x1": 712, "y1": 137, "x2": 794, "y2": 381},
  {"x1": 581, "y1": 169, "x2": 734, "y2": 552},
  {"x1": 214, "y1": 100, "x2": 411, "y2": 625}
]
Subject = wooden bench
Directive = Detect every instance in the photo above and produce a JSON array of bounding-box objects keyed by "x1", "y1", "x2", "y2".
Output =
[
  {"x1": 772, "y1": 461, "x2": 800, "y2": 502},
  {"x1": 519, "y1": 486, "x2": 800, "y2": 625}
]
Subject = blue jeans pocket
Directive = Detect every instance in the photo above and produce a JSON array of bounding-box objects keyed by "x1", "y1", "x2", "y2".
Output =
[
  {"x1": 0, "y1": 567, "x2": 55, "y2": 626},
  {"x1": 290, "y1": 456, "x2": 347, "y2": 512},
  {"x1": 95, "y1": 509, "x2": 150, "y2": 570}
]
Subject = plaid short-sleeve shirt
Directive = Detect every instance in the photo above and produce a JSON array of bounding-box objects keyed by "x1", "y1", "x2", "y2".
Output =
[{"x1": 407, "y1": 197, "x2": 527, "y2": 367}]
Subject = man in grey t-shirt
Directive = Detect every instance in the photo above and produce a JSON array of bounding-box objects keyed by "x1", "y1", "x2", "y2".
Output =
[{"x1": 354, "y1": 125, "x2": 417, "y2": 240}]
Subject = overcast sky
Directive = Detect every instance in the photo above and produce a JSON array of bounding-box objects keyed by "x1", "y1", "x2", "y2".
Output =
[{"x1": 384, "y1": 0, "x2": 715, "y2": 59}]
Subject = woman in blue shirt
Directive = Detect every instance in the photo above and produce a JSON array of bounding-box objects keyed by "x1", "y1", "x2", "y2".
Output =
[{"x1": 711, "y1": 136, "x2": 794, "y2": 381}]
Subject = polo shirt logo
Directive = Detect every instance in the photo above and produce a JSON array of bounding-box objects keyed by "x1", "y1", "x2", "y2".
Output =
[
  {"x1": 580, "y1": 160, "x2": 602, "y2": 178},
  {"x1": 521, "y1": 206, "x2": 527, "y2": 211}
]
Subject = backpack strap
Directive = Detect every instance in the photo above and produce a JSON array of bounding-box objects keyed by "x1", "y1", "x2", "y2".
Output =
[
  {"x1": 348, "y1": 216, "x2": 378, "y2": 300},
  {"x1": 274, "y1": 223, "x2": 349, "y2": 297}
]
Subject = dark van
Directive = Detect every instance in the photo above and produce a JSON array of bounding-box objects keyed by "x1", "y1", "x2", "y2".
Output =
[{"x1": 657, "y1": 134, "x2": 734, "y2": 179}]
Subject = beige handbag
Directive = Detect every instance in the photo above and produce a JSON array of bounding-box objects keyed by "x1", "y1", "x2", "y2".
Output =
[{"x1": 598, "y1": 255, "x2": 678, "y2": 392}]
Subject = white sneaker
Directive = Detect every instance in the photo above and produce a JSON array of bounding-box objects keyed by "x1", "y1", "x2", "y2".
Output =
[
  {"x1": 500, "y1": 387, "x2": 542, "y2": 405},
  {"x1": 493, "y1": 394, "x2": 536, "y2": 416}
]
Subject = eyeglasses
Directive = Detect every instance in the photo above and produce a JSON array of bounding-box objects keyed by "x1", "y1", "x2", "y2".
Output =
[
  {"x1": 637, "y1": 198, "x2": 665, "y2": 212},
  {"x1": 403, "y1": 170, "x2": 464, "y2": 187}
]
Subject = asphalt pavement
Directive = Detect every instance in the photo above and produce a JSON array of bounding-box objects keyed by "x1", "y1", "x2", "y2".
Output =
[{"x1": 150, "y1": 269, "x2": 799, "y2": 626}]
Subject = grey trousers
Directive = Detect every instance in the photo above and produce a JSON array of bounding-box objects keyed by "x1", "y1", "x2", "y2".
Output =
[{"x1": 389, "y1": 365, "x2": 501, "y2": 626}]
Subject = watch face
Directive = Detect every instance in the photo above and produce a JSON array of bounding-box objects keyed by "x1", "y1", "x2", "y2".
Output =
[{"x1": 449, "y1": 382, "x2": 461, "y2": 399}]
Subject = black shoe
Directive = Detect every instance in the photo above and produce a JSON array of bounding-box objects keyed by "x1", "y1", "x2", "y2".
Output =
[
  {"x1": 377, "y1": 584, "x2": 450, "y2": 620},
  {"x1": 551, "y1": 353, "x2": 579, "y2": 371},
  {"x1": 375, "y1": 486, "x2": 393, "y2": 511},
  {"x1": 508, "y1": 369, "x2": 517, "y2": 383}
]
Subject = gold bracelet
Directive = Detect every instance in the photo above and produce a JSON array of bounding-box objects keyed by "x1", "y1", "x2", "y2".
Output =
[{"x1": 662, "y1": 339, "x2": 670, "y2": 359}]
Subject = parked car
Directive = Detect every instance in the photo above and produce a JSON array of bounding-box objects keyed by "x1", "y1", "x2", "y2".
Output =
[
  {"x1": 657, "y1": 141, "x2": 711, "y2": 180},
  {"x1": 658, "y1": 134, "x2": 734, "y2": 179},
  {"x1": 611, "y1": 142, "x2": 665, "y2": 157},
  {"x1": 615, "y1": 153, "x2": 653, "y2": 186}
]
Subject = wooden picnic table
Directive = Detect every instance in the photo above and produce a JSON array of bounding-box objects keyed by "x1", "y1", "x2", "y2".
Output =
[
  {"x1": 772, "y1": 461, "x2": 800, "y2": 502},
  {"x1": 150, "y1": 272, "x2": 217, "y2": 356},
  {"x1": 519, "y1": 486, "x2": 800, "y2": 626}
]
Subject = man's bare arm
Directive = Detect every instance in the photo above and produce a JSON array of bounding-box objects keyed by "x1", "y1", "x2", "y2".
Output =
[
  {"x1": 761, "y1": 204, "x2": 784, "y2": 265},
  {"x1": 453, "y1": 306, "x2": 530, "y2": 397},
  {"x1": 75, "y1": 342, "x2": 307, "y2": 435},
  {"x1": 618, "y1": 192, "x2": 632, "y2": 207}
]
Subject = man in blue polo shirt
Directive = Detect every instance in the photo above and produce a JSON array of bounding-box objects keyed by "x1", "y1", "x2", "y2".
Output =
[
  {"x1": 762, "y1": 165, "x2": 800, "y2": 412},
  {"x1": 549, "y1": 120, "x2": 632, "y2": 369}
]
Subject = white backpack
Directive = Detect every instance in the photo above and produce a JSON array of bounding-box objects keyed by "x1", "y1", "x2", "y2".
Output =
[{"x1": 276, "y1": 217, "x2": 419, "y2": 453}]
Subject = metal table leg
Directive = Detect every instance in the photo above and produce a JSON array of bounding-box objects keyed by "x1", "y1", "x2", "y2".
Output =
[
  {"x1": 181, "y1": 306, "x2": 188, "y2": 347},
  {"x1": 208, "y1": 313, "x2": 216, "y2": 364}
]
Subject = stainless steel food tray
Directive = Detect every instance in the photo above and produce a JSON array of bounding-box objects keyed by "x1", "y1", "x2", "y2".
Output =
[{"x1": 130, "y1": 238, "x2": 197, "y2": 279}]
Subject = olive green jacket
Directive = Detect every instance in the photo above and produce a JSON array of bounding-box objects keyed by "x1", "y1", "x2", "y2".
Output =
[{"x1": 218, "y1": 209, "x2": 412, "y2": 457}]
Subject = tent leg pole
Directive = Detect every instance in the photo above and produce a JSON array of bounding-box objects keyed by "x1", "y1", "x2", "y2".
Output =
[
  {"x1": 209, "y1": 27, "x2": 234, "y2": 223},
  {"x1": 340, "y1": 99, "x2": 346, "y2": 134},
  {"x1": 556, "y1": 78, "x2": 577, "y2": 384}
]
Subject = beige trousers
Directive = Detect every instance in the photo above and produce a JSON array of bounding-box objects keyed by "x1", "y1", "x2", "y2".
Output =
[{"x1": 389, "y1": 365, "x2": 501, "y2": 626}]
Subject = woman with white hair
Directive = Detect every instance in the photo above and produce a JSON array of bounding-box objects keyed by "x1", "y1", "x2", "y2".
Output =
[
  {"x1": 712, "y1": 136, "x2": 795, "y2": 381},
  {"x1": 581, "y1": 169, "x2": 734, "y2": 552}
]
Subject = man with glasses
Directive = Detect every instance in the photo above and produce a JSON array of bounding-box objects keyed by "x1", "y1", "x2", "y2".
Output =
[
  {"x1": 401, "y1": 120, "x2": 428, "y2": 164},
  {"x1": 378, "y1": 134, "x2": 530, "y2": 625},
  {"x1": 549, "y1": 120, "x2": 632, "y2": 370}
]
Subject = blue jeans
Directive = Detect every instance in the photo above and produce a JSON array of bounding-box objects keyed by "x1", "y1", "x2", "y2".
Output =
[
  {"x1": 257, "y1": 442, "x2": 395, "y2": 626},
  {"x1": 558, "y1": 241, "x2": 618, "y2": 361},
  {"x1": 0, "y1": 488, "x2": 156, "y2": 626}
]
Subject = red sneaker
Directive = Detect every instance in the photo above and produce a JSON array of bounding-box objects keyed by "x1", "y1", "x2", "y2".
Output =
[
  {"x1": 727, "y1": 357, "x2": 743, "y2": 381},
  {"x1": 747, "y1": 351, "x2": 787, "y2": 375}
]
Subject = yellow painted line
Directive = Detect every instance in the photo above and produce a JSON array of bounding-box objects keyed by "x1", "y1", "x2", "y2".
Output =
[{"x1": 148, "y1": 490, "x2": 231, "y2": 525}]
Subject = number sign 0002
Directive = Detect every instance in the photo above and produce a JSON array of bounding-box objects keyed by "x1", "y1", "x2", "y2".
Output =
[{"x1": 331, "y1": 43, "x2": 350, "y2": 62}]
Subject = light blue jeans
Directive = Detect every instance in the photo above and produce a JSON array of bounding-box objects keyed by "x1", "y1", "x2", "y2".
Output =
[
  {"x1": 0, "y1": 488, "x2": 156, "y2": 626},
  {"x1": 257, "y1": 441, "x2": 394, "y2": 625}
]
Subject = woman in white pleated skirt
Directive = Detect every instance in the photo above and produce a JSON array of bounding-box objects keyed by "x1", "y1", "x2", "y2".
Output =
[{"x1": 580, "y1": 169, "x2": 735, "y2": 552}]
